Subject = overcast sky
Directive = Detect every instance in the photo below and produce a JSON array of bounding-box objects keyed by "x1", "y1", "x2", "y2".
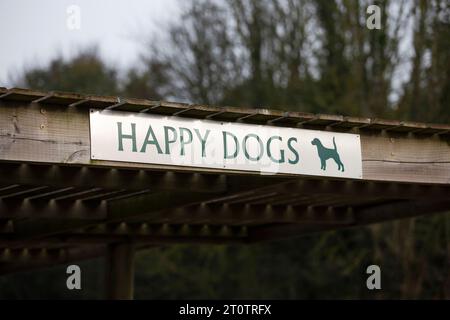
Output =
[{"x1": 0, "y1": 0, "x2": 180, "y2": 86}]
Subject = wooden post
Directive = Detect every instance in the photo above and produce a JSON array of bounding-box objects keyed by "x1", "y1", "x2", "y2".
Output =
[{"x1": 105, "y1": 242, "x2": 135, "y2": 300}]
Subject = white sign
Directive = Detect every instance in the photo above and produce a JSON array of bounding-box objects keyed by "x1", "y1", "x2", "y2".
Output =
[{"x1": 90, "y1": 110, "x2": 362, "y2": 179}]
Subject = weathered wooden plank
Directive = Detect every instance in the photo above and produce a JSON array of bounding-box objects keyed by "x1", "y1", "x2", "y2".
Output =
[
  {"x1": 0, "y1": 88, "x2": 47, "y2": 102},
  {"x1": 1, "y1": 100, "x2": 450, "y2": 184},
  {"x1": 0, "y1": 101, "x2": 90, "y2": 164},
  {"x1": 2, "y1": 88, "x2": 450, "y2": 131},
  {"x1": 362, "y1": 133, "x2": 450, "y2": 163},
  {"x1": 361, "y1": 133, "x2": 450, "y2": 184},
  {"x1": 363, "y1": 162, "x2": 450, "y2": 184}
]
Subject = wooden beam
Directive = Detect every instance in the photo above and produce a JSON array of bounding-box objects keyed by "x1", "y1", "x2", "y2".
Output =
[
  {"x1": 248, "y1": 223, "x2": 341, "y2": 242},
  {"x1": 0, "y1": 247, "x2": 68, "y2": 263},
  {"x1": 5, "y1": 178, "x2": 448, "y2": 243},
  {"x1": 361, "y1": 132, "x2": 450, "y2": 184},
  {"x1": 228, "y1": 178, "x2": 450, "y2": 202},
  {"x1": 4, "y1": 190, "x2": 219, "y2": 244},
  {"x1": 0, "y1": 231, "x2": 248, "y2": 247},
  {"x1": 355, "y1": 199, "x2": 450, "y2": 224},
  {"x1": 2, "y1": 174, "x2": 277, "y2": 245},
  {"x1": 248, "y1": 199, "x2": 450, "y2": 242},
  {"x1": 0, "y1": 232, "x2": 247, "y2": 248},
  {"x1": 0, "y1": 218, "x2": 250, "y2": 248},
  {"x1": 142, "y1": 203, "x2": 354, "y2": 225},
  {"x1": 2, "y1": 87, "x2": 449, "y2": 135},
  {"x1": 0, "y1": 186, "x2": 48, "y2": 199},
  {"x1": 74, "y1": 222, "x2": 249, "y2": 239},
  {"x1": 0, "y1": 245, "x2": 105, "y2": 275},
  {"x1": 0, "y1": 198, "x2": 107, "y2": 219},
  {"x1": 0, "y1": 162, "x2": 227, "y2": 194},
  {"x1": 1, "y1": 99, "x2": 450, "y2": 184},
  {"x1": 105, "y1": 243, "x2": 135, "y2": 300}
]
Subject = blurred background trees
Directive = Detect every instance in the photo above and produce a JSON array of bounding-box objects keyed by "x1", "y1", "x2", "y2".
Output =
[
  {"x1": 2, "y1": 0, "x2": 449, "y2": 298},
  {"x1": 15, "y1": 47, "x2": 120, "y2": 96}
]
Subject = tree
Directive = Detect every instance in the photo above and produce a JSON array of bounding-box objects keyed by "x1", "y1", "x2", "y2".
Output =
[
  {"x1": 3, "y1": 0, "x2": 449, "y2": 299},
  {"x1": 15, "y1": 47, "x2": 119, "y2": 96}
]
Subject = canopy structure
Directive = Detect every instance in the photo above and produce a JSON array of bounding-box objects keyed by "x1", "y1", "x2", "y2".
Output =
[{"x1": 0, "y1": 87, "x2": 449, "y2": 298}]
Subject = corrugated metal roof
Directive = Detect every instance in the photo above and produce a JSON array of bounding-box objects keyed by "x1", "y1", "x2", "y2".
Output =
[{"x1": 1, "y1": 87, "x2": 449, "y2": 135}]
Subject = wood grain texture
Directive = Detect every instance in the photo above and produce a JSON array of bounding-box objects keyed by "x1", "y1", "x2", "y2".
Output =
[
  {"x1": 361, "y1": 133, "x2": 450, "y2": 184},
  {"x1": 1, "y1": 100, "x2": 449, "y2": 184},
  {"x1": 0, "y1": 101, "x2": 89, "y2": 164}
]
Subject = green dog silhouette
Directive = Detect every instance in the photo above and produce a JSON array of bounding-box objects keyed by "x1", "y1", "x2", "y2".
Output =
[{"x1": 311, "y1": 137, "x2": 345, "y2": 172}]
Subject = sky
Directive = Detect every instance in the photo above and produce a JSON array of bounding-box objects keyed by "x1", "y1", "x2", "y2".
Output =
[{"x1": 0, "y1": 0, "x2": 181, "y2": 86}]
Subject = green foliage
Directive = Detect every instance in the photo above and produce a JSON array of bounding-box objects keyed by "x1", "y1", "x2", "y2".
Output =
[
  {"x1": 16, "y1": 47, "x2": 119, "y2": 96},
  {"x1": 0, "y1": 259, "x2": 104, "y2": 299},
  {"x1": 134, "y1": 214, "x2": 449, "y2": 299}
]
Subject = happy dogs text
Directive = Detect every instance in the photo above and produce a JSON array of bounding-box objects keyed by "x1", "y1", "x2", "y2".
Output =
[
  {"x1": 89, "y1": 110, "x2": 362, "y2": 178},
  {"x1": 117, "y1": 122, "x2": 300, "y2": 165}
]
